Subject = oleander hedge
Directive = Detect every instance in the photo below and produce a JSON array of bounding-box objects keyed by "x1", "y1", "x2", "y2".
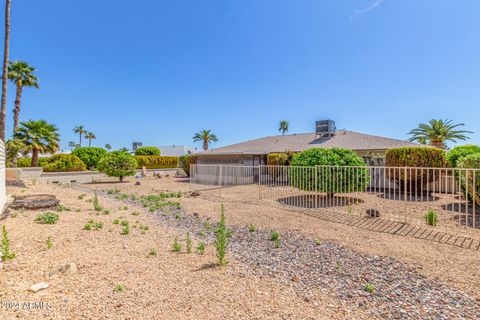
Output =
[
  {"x1": 16, "y1": 157, "x2": 50, "y2": 167},
  {"x1": 135, "y1": 156, "x2": 179, "y2": 169},
  {"x1": 446, "y1": 145, "x2": 480, "y2": 168},
  {"x1": 135, "y1": 146, "x2": 161, "y2": 156},
  {"x1": 42, "y1": 154, "x2": 87, "y2": 172}
]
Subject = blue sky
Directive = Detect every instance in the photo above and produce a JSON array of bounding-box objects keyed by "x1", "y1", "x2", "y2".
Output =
[{"x1": 5, "y1": 0, "x2": 479, "y2": 151}]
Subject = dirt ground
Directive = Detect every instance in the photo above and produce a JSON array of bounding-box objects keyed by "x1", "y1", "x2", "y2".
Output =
[{"x1": 1, "y1": 176, "x2": 480, "y2": 319}]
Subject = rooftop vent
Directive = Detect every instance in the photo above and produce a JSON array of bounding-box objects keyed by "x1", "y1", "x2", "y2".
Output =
[{"x1": 315, "y1": 120, "x2": 336, "y2": 138}]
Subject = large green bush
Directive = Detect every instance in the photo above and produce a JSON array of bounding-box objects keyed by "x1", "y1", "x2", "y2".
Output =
[
  {"x1": 135, "y1": 146, "x2": 160, "y2": 156},
  {"x1": 135, "y1": 156, "x2": 179, "y2": 169},
  {"x1": 446, "y1": 145, "x2": 480, "y2": 168},
  {"x1": 385, "y1": 147, "x2": 446, "y2": 192},
  {"x1": 72, "y1": 147, "x2": 107, "y2": 168},
  {"x1": 15, "y1": 157, "x2": 49, "y2": 167},
  {"x1": 179, "y1": 155, "x2": 196, "y2": 177},
  {"x1": 98, "y1": 151, "x2": 137, "y2": 181},
  {"x1": 289, "y1": 148, "x2": 370, "y2": 195},
  {"x1": 457, "y1": 154, "x2": 480, "y2": 206},
  {"x1": 42, "y1": 154, "x2": 87, "y2": 172},
  {"x1": 267, "y1": 153, "x2": 290, "y2": 166}
]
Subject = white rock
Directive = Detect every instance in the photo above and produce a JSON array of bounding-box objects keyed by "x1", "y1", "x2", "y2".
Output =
[{"x1": 29, "y1": 282, "x2": 49, "y2": 292}]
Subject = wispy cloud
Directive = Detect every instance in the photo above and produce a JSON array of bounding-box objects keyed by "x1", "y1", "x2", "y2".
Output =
[{"x1": 350, "y1": 0, "x2": 384, "y2": 21}]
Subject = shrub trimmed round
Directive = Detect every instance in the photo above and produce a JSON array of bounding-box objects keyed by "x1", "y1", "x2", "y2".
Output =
[
  {"x1": 446, "y1": 145, "x2": 480, "y2": 168},
  {"x1": 97, "y1": 151, "x2": 137, "y2": 182},
  {"x1": 72, "y1": 147, "x2": 107, "y2": 168},
  {"x1": 42, "y1": 154, "x2": 87, "y2": 172},
  {"x1": 290, "y1": 148, "x2": 369, "y2": 195},
  {"x1": 135, "y1": 146, "x2": 160, "y2": 156}
]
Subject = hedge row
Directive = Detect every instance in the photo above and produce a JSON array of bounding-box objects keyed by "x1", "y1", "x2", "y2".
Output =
[
  {"x1": 42, "y1": 154, "x2": 87, "y2": 172},
  {"x1": 135, "y1": 156, "x2": 179, "y2": 169},
  {"x1": 16, "y1": 157, "x2": 50, "y2": 168}
]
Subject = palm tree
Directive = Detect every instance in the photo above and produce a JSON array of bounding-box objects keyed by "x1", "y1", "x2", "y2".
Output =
[
  {"x1": 119, "y1": 147, "x2": 129, "y2": 152},
  {"x1": 0, "y1": 0, "x2": 11, "y2": 142},
  {"x1": 68, "y1": 141, "x2": 77, "y2": 151},
  {"x1": 105, "y1": 143, "x2": 112, "y2": 150},
  {"x1": 193, "y1": 129, "x2": 218, "y2": 151},
  {"x1": 14, "y1": 120, "x2": 60, "y2": 166},
  {"x1": 279, "y1": 120, "x2": 289, "y2": 135},
  {"x1": 73, "y1": 125, "x2": 86, "y2": 147},
  {"x1": 8, "y1": 61, "x2": 40, "y2": 134},
  {"x1": 85, "y1": 131, "x2": 96, "y2": 147},
  {"x1": 408, "y1": 119, "x2": 473, "y2": 149}
]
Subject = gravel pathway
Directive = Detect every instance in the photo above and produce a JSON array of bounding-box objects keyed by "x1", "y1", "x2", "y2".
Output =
[{"x1": 83, "y1": 187, "x2": 480, "y2": 319}]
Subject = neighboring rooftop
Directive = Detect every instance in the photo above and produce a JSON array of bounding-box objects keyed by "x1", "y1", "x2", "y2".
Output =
[
  {"x1": 158, "y1": 145, "x2": 197, "y2": 157},
  {"x1": 195, "y1": 130, "x2": 420, "y2": 156}
]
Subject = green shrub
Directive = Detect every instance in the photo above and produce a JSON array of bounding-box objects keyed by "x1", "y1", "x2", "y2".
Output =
[
  {"x1": 290, "y1": 148, "x2": 369, "y2": 195},
  {"x1": 179, "y1": 155, "x2": 196, "y2": 177},
  {"x1": 42, "y1": 154, "x2": 87, "y2": 172},
  {"x1": 97, "y1": 151, "x2": 137, "y2": 182},
  {"x1": 267, "y1": 153, "x2": 290, "y2": 166},
  {"x1": 35, "y1": 212, "x2": 59, "y2": 224},
  {"x1": 446, "y1": 145, "x2": 480, "y2": 168},
  {"x1": 1, "y1": 225, "x2": 16, "y2": 261},
  {"x1": 424, "y1": 209, "x2": 438, "y2": 226},
  {"x1": 135, "y1": 156, "x2": 179, "y2": 169},
  {"x1": 72, "y1": 147, "x2": 107, "y2": 168},
  {"x1": 385, "y1": 147, "x2": 446, "y2": 192},
  {"x1": 16, "y1": 157, "x2": 49, "y2": 167},
  {"x1": 214, "y1": 205, "x2": 230, "y2": 266},
  {"x1": 135, "y1": 146, "x2": 160, "y2": 156},
  {"x1": 457, "y1": 153, "x2": 480, "y2": 206}
]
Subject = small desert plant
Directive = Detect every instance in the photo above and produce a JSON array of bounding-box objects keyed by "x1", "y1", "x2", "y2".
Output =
[
  {"x1": 113, "y1": 284, "x2": 124, "y2": 292},
  {"x1": 214, "y1": 205, "x2": 230, "y2": 266},
  {"x1": 425, "y1": 209, "x2": 438, "y2": 226},
  {"x1": 131, "y1": 211, "x2": 140, "y2": 216},
  {"x1": 120, "y1": 220, "x2": 129, "y2": 226},
  {"x1": 56, "y1": 204, "x2": 69, "y2": 212},
  {"x1": 196, "y1": 242, "x2": 206, "y2": 254},
  {"x1": 121, "y1": 223, "x2": 130, "y2": 235},
  {"x1": 204, "y1": 221, "x2": 212, "y2": 231},
  {"x1": 148, "y1": 248, "x2": 157, "y2": 257},
  {"x1": 85, "y1": 220, "x2": 103, "y2": 231},
  {"x1": 113, "y1": 219, "x2": 120, "y2": 225},
  {"x1": 274, "y1": 238, "x2": 281, "y2": 248},
  {"x1": 315, "y1": 239, "x2": 322, "y2": 246},
  {"x1": 83, "y1": 223, "x2": 92, "y2": 231},
  {"x1": 198, "y1": 230, "x2": 205, "y2": 237},
  {"x1": 270, "y1": 231, "x2": 280, "y2": 241},
  {"x1": 248, "y1": 224, "x2": 256, "y2": 232},
  {"x1": 172, "y1": 237, "x2": 182, "y2": 252},
  {"x1": 364, "y1": 283, "x2": 375, "y2": 294},
  {"x1": 93, "y1": 193, "x2": 103, "y2": 211},
  {"x1": 1, "y1": 226, "x2": 16, "y2": 261},
  {"x1": 103, "y1": 209, "x2": 111, "y2": 215},
  {"x1": 175, "y1": 213, "x2": 181, "y2": 220},
  {"x1": 186, "y1": 232, "x2": 193, "y2": 253},
  {"x1": 122, "y1": 206, "x2": 128, "y2": 210},
  {"x1": 78, "y1": 193, "x2": 86, "y2": 200},
  {"x1": 46, "y1": 236, "x2": 53, "y2": 249},
  {"x1": 35, "y1": 212, "x2": 59, "y2": 225}
]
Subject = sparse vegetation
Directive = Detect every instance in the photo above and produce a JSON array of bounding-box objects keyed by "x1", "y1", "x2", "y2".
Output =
[
  {"x1": 315, "y1": 239, "x2": 322, "y2": 246},
  {"x1": 148, "y1": 248, "x2": 157, "y2": 257},
  {"x1": 270, "y1": 231, "x2": 280, "y2": 241},
  {"x1": 248, "y1": 224, "x2": 256, "y2": 232},
  {"x1": 214, "y1": 205, "x2": 230, "y2": 266},
  {"x1": 46, "y1": 236, "x2": 53, "y2": 249},
  {"x1": 35, "y1": 212, "x2": 59, "y2": 224},
  {"x1": 1, "y1": 226, "x2": 16, "y2": 261},
  {"x1": 113, "y1": 219, "x2": 120, "y2": 225},
  {"x1": 78, "y1": 193, "x2": 86, "y2": 200},
  {"x1": 113, "y1": 284, "x2": 124, "y2": 292},
  {"x1": 120, "y1": 221, "x2": 130, "y2": 235},
  {"x1": 84, "y1": 219, "x2": 104, "y2": 231},
  {"x1": 364, "y1": 283, "x2": 375, "y2": 294},
  {"x1": 93, "y1": 193, "x2": 103, "y2": 211},
  {"x1": 196, "y1": 242, "x2": 206, "y2": 255},
  {"x1": 425, "y1": 209, "x2": 438, "y2": 226},
  {"x1": 172, "y1": 237, "x2": 182, "y2": 252},
  {"x1": 186, "y1": 232, "x2": 192, "y2": 253}
]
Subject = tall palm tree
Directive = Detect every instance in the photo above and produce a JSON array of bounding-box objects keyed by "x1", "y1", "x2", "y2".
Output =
[
  {"x1": 73, "y1": 125, "x2": 86, "y2": 147},
  {"x1": 279, "y1": 120, "x2": 289, "y2": 135},
  {"x1": 193, "y1": 129, "x2": 218, "y2": 151},
  {"x1": 14, "y1": 120, "x2": 60, "y2": 166},
  {"x1": 0, "y1": 0, "x2": 11, "y2": 142},
  {"x1": 85, "y1": 131, "x2": 96, "y2": 147},
  {"x1": 8, "y1": 61, "x2": 40, "y2": 134},
  {"x1": 408, "y1": 119, "x2": 473, "y2": 149}
]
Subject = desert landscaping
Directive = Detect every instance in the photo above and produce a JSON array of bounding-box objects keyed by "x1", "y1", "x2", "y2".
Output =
[{"x1": 1, "y1": 174, "x2": 480, "y2": 319}]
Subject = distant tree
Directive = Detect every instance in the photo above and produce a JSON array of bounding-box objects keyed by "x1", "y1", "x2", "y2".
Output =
[
  {"x1": 105, "y1": 143, "x2": 112, "y2": 150},
  {"x1": 0, "y1": 0, "x2": 11, "y2": 142},
  {"x1": 193, "y1": 129, "x2": 218, "y2": 151},
  {"x1": 135, "y1": 146, "x2": 160, "y2": 156},
  {"x1": 279, "y1": 120, "x2": 289, "y2": 135},
  {"x1": 408, "y1": 119, "x2": 472, "y2": 149},
  {"x1": 14, "y1": 120, "x2": 60, "y2": 167},
  {"x1": 8, "y1": 60, "x2": 39, "y2": 134},
  {"x1": 73, "y1": 125, "x2": 86, "y2": 147},
  {"x1": 119, "y1": 147, "x2": 129, "y2": 152},
  {"x1": 85, "y1": 131, "x2": 96, "y2": 147},
  {"x1": 68, "y1": 141, "x2": 77, "y2": 151}
]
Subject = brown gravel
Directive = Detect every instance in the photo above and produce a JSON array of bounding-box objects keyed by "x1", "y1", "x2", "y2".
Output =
[{"x1": 1, "y1": 181, "x2": 370, "y2": 319}]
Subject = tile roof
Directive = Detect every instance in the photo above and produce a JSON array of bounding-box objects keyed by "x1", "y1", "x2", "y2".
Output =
[{"x1": 195, "y1": 131, "x2": 420, "y2": 156}]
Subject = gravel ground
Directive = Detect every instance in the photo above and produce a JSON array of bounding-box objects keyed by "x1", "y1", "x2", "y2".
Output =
[{"x1": 89, "y1": 186, "x2": 480, "y2": 320}]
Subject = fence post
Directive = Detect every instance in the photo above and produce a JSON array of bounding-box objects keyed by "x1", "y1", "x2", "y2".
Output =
[
  {"x1": 315, "y1": 165, "x2": 318, "y2": 209},
  {"x1": 258, "y1": 165, "x2": 262, "y2": 201}
]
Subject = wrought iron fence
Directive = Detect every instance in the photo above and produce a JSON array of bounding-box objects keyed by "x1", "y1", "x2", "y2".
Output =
[{"x1": 191, "y1": 164, "x2": 480, "y2": 235}]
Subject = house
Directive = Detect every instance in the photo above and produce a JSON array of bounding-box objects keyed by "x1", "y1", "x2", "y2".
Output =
[
  {"x1": 194, "y1": 120, "x2": 419, "y2": 166},
  {"x1": 158, "y1": 145, "x2": 197, "y2": 157}
]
